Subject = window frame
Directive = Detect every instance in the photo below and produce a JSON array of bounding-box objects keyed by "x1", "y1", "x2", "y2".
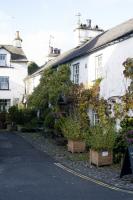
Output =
[
  {"x1": 73, "y1": 63, "x2": 80, "y2": 84},
  {"x1": 95, "y1": 54, "x2": 103, "y2": 79},
  {"x1": 0, "y1": 76, "x2": 9, "y2": 90},
  {"x1": 0, "y1": 54, "x2": 7, "y2": 66},
  {"x1": 0, "y1": 99, "x2": 11, "y2": 112}
]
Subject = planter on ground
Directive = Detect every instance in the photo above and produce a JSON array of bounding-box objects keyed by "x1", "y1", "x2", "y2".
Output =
[
  {"x1": 86, "y1": 122, "x2": 116, "y2": 167},
  {"x1": 59, "y1": 115, "x2": 88, "y2": 154},
  {"x1": 67, "y1": 140, "x2": 86, "y2": 153},
  {"x1": 90, "y1": 149, "x2": 113, "y2": 166}
]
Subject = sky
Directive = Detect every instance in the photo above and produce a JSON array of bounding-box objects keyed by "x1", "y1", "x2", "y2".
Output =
[{"x1": 0, "y1": 0, "x2": 133, "y2": 65}]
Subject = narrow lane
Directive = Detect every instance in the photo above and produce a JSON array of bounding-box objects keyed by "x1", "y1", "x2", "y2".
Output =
[{"x1": 0, "y1": 132, "x2": 132, "y2": 200}]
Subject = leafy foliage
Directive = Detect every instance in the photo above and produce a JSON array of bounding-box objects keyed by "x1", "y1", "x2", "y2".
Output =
[
  {"x1": 87, "y1": 121, "x2": 116, "y2": 151},
  {"x1": 28, "y1": 64, "x2": 72, "y2": 110},
  {"x1": 44, "y1": 112, "x2": 55, "y2": 129},
  {"x1": 113, "y1": 116, "x2": 133, "y2": 163},
  {"x1": 28, "y1": 62, "x2": 39, "y2": 75},
  {"x1": 8, "y1": 106, "x2": 37, "y2": 125},
  {"x1": 59, "y1": 114, "x2": 88, "y2": 141}
]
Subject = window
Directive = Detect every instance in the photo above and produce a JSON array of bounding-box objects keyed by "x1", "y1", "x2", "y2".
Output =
[
  {"x1": 0, "y1": 76, "x2": 9, "y2": 90},
  {"x1": 0, "y1": 99, "x2": 10, "y2": 112},
  {"x1": 95, "y1": 54, "x2": 103, "y2": 79},
  {"x1": 0, "y1": 54, "x2": 7, "y2": 66},
  {"x1": 73, "y1": 63, "x2": 79, "y2": 84},
  {"x1": 92, "y1": 111, "x2": 99, "y2": 126}
]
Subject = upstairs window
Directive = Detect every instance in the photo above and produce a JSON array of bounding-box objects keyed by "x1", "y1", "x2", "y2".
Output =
[
  {"x1": 73, "y1": 63, "x2": 79, "y2": 84},
  {"x1": 0, "y1": 76, "x2": 9, "y2": 90},
  {"x1": 95, "y1": 54, "x2": 103, "y2": 79},
  {"x1": 0, "y1": 54, "x2": 7, "y2": 66}
]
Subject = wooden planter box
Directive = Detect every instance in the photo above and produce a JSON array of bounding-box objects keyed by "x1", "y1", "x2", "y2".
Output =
[
  {"x1": 90, "y1": 149, "x2": 113, "y2": 166},
  {"x1": 67, "y1": 140, "x2": 86, "y2": 153}
]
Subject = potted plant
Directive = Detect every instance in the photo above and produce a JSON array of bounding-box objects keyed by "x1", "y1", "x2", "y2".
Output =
[
  {"x1": 87, "y1": 121, "x2": 116, "y2": 166},
  {"x1": 60, "y1": 115, "x2": 87, "y2": 153}
]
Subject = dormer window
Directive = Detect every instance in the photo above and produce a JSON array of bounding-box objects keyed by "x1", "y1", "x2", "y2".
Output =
[{"x1": 0, "y1": 54, "x2": 7, "y2": 66}]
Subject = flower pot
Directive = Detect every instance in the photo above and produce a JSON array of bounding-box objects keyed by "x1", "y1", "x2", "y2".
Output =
[
  {"x1": 67, "y1": 140, "x2": 86, "y2": 153},
  {"x1": 90, "y1": 149, "x2": 113, "y2": 166}
]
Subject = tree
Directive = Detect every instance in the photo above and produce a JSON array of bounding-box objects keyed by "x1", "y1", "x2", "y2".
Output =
[
  {"x1": 28, "y1": 64, "x2": 72, "y2": 110},
  {"x1": 28, "y1": 62, "x2": 39, "y2": 75}
]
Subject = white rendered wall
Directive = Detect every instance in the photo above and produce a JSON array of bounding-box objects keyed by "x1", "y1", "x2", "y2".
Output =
[
  {"x1": 25, "y1": 74, "x2": 41, "y2": 95},
  {"x1": 69, "y1": 37, "x2": 133, "y2": 99},
  {"x1": 70, "y1": 57, "x2": 88, "y2": 86},
  {"x1": 87, "y1": 37, "x2": 133, "y2": 99},
  {"x1": 0, "y1": 50, "x2": 28, "y2": 106}
]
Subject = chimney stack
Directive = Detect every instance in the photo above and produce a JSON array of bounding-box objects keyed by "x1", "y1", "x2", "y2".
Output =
[{"x1": 13, "y1": 31, "x2": 22, "y2": 48}]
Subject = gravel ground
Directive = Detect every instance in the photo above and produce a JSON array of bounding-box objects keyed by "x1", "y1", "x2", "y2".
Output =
[{"x1": 17, "y1": 131, "x2": 133, "y2": 191}]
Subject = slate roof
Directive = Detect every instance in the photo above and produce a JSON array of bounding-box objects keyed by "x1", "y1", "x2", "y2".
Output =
[
  {"x1": 49, "y1": 18, "x2": 133, "y2": 67},
  {"x1": 27, "y1": 18, "x2": 133, "y2": 77},
  {"x1": 0, "y1": 45, "x2": 28, "y2": 62}
]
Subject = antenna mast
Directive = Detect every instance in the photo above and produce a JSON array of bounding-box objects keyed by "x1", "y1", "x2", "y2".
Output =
[
  {"x1": 75, "y1": 12, "x2": 81, "y2": 44},
  {"x1": 49, "y1": 35, "x2": 54, "y2": 47}
]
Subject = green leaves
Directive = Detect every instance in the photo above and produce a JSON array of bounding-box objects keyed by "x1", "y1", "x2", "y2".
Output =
[
  {"x1": 88, "y1": 122, "x2": 116, "y2": 151},
  {"x1": 59, "y1": 115, "x2": 87, "y2": 141},
  {"x1": 28, "y1": 64, "x2": 72, "y2": 110}
]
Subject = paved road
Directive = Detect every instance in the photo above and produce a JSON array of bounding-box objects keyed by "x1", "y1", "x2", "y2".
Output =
[{"x1": 0, "y1": 132, "x2": 132, "y2": 200}]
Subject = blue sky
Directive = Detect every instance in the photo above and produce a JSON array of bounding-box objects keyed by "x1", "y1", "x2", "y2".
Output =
[{"x1": 0, "y1": 0, "x2": 133, "y2": 64}]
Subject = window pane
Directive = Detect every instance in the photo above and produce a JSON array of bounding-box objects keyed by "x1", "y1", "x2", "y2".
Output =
[
  {"x1": 73, "y1": 63, "x2": 79, "y2": 84},
  {"x1": 95, "y1": 54, "x2": 103, "y2": 79},
  {"x1": 0, "y1": 76, "x2": 9, "y2": 90},
  {"x1": 0, "y1": 99, "x2": 10, "y2": 112},
  {"x1": 0, "y1": 54, "x2": 7, "y2": 66}
]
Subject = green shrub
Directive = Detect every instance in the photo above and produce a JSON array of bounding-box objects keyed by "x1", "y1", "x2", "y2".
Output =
[
  {"x1": 44, "y1": 113, "x2": 55, "y2": 129},
  {"x1": 87, "y1": 121, "x2": 116, "y2": 151},
  {"x1": 60, "y1": 115, "x2": 88, "y2": 141},
  {"x1": 8, "y1": 106, "x2": 37, "y2": 125},
  {"x1": 113, "y1": 116, "x2": 133, "y2": 163}
]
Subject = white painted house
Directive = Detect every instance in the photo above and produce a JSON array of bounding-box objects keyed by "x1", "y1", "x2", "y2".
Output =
[
  {"x1": 0, "y1": 31, "x2": 28, "y2": 111},
  {"x1": 25, "y1": 18, "x2": 133, "y2": 112},
  {"x1": 25, "y1": 46, "x2": 61, "y2": 95}
]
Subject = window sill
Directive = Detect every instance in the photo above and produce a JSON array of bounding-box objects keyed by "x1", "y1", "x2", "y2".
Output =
[
  {"x1": 0, "y1": 66, "x2": 14, "y2": 68},
  {"x1": 0, "y1": 89, "x2": 10, "y2": 91}
]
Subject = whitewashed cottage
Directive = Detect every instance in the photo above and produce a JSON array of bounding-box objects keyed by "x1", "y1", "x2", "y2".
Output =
[
  {"x1": 25, "y1": 18, "x2": 133, "y2": 123},
  {"x1": 0, "y1": 31, "x2": 28, "y2": 111}
]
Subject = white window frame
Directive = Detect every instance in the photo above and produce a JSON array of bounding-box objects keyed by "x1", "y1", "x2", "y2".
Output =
[
  {"x1": 95, "y1": 54, "x2": 103, "y2": 79},
  {"x1": 73, "y1": 63, "x2": 79, "y2": 84},
  {"x1": 0, "y1": 54, "x2": 7, "y2": 66},
  {"x1": 0, "y1": 76, "x2": 9, "y2": 90},
  {"x1": 92, "y1": 111, "x2": 99, "y2": 126}
]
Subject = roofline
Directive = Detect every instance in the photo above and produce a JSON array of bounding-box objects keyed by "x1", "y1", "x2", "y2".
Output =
[
  {"x1": 11, "y1": 60, "x2": 28, "y2": 62},
  {"x1": 0, "y1": 46, "x2": 11, "y2": 53},
  {"x1": 52, "y1": 31, "x2": 133, "y2": 67}
]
